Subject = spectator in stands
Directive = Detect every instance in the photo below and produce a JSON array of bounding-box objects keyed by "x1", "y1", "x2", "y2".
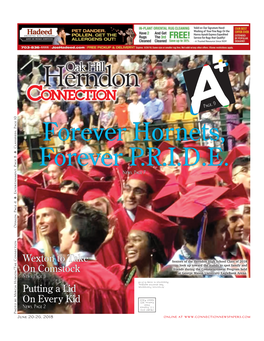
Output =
[
  {"x1": 100, "y1": 100, "x2": 115, "y2": 132},
  {"x1": 187, "y1": 60, "x2": 197, "y2": 70},
  {"x1": 78, "y1": 98, "x2": 94, "y2": 118},
  {"x1": 120, "y1": 55, "x2": 139, "y2": 73},
  {"x1": 23, "y1": 106, "x2": 41, "y2": 162},
  {"x1": 154, "y1": 69, "x2": 167, "y2": 100},
  {"x1": 139, "y1": 80, "x2": 152, "y2": 105},
  {"x1": 48, "y1": 102, "x2": 68, "y2": 149},
  {"x1": 65, "y1": 101, "x2": 77, "y2": 119},
  {"x1": 162, "y1": 71, "x2": 175, "y2": 117},
  {"x1": 68, "y1": 106, "x2": 89, "y2": 133},
  {"x1": 175, "y1": 59, "x2": 187, "y2": 92},
  {"x1": 226, "y1": 92, "x2": 240, "y2": 150},
  {"x1": 128, "y1": 90, "x2": 145, "y2": 140},
  {"x1": 146, "y1": 55, "x2": 163, "y2": 86},
  {"x1": 106, "y1": 55, "x2": 120, "y2": 74},
  {"x1": 30, "y1": 68, "x2": 42, "y2": 109},
  {"x1": 238, "y1": 85, "x2": 250, "y2": 123},
  {"x1": 112, "y1": 95, "x2": 129, "y2": 141},
  {"x1": 175, "y1": 86, "x2": 187, "y2": 113},
  {"x1": 162, "y1": 55, "x2": 179, "y2": 71},
  {"x1": 244, "y1": 65, "x2": 250, "y2": 92},
  {"x1": 144, "y1": 89, "x2": 164, "y2": 147},
  {"x1": 18, "y1": 101, "x2": 30, "y2": 146},
  {"x1": 89, "y1": 102, "x2": 102, "y2": 148}
]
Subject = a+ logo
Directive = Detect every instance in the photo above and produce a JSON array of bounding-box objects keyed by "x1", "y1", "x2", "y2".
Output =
[{"x1": 214, "y1": 59, "x2": 228, "y2": 73}]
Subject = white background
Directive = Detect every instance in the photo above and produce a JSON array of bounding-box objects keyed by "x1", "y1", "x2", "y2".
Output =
[{"x1": 1, "y1": 2, "x2": 263, "y2": 340}]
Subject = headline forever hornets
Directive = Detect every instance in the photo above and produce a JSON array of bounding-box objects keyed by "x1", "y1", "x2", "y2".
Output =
[{"x1": 40, "y1": 122, "x2": 224, "y2": 168}]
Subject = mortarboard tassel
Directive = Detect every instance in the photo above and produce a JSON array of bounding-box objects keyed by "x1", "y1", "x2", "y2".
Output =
[
  {"x1": 195, "y1": 209, "x2": 208, "y2": 259},
  {"x1": 42, "y1": 172, "x2": 47, "y2": 188},
  {"x1": 32, "y1": 206, "x2": 37, "y2": 245}
]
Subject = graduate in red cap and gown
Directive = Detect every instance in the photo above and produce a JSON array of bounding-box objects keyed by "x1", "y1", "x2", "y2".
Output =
[
  {"x1": 77, "y1": 181, "x2": 122, "y2": 267},
  {"x1": 59, "y1": 201, "x2": 127, "y2": 314},
  {"x1": 163, "y1": 186, "x2": 234, "y2": 277},
  {"x1": 107, "y1": 206, "x2": 178, "y2": 313},
  {"x1": 59, "y1": 166, "x2": 93, "y2": 194},
  {"x1": 218, "y1": 195, "x2": 250, "y2": 278},
  {"x1": 17, "y1": 177, "x2": 41, "y2": 255},
  {"x1": 47, "y1": 154, "x2": 68, "y2": 185},
  {"x1": 17, "y1": 193, "x2": 31, "y2": 273},
  {"x1": 157, "y1": 142, "x2": 182, "y2": 177},
  {"x1": 22, "y1": 189, "x2": 77, "y2": 272},
  {"x1": 104, "y1": 159, "x2": 169, "y2": 266}
]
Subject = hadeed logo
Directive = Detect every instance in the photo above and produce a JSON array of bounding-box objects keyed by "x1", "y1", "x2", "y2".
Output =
[
  {"x1": 26, "y1": 29, "x2": 53, "y2": 35},
  {"x1": 183, "y1": 60, "x2": 235, "y2": 115},
  {"x1": 19, "y1": 27, "x2": 58, "y2": 42}
]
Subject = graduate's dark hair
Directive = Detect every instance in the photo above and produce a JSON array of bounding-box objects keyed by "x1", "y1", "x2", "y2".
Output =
[
  {"x1": 114, "y1": 144, "x2": 124, "y2": 154},
  {"x1": 59, "y1": 180, "x2": 79, "y2": 192},
  {"x1": 75, "y1": 134, "x2": 87, "y2": 146},
  {"x1": 18, "y1": 272, "x2": 74, "y2": 313},
  {"x1": 22, "y1": 195, "x2": 33, "y2": 230},
  {"x1": 146, "y1": 184, "x2": 154, "y2": 198},
  {"x1": 232, "y1": 156, "x2": 250, "y2": 169},
  {"x1": 240, "y1": 84, "x2": 249, "y2": 92},
  {"x1": 52, "y1": 101, "x2": 61, "y2": 108},
  {"x1": 182, "y1": 221, "x2": 218, "y2": 246},
  {"x1": 69, "y1": 201, "x2": 109, "y2": 253},
  {"x1": 147, "y1": 232, "x2": 168, "y2": 265}
]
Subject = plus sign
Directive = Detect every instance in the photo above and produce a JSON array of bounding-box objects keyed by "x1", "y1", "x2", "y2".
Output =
[{"x1": 214, "y1": 59, "x2": 228, "y2": 73}]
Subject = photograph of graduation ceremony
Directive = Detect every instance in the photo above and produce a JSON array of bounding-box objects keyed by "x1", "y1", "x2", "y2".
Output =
[{"x1": 16, "y1": 54, "x2": 250, "y2": 314}]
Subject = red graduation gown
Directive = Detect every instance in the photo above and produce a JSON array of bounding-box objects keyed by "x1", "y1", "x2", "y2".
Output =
[
  {"x1": 59, "y1": 260, "x2": 127, "y2": 314},
  {"x1": 223, "y1": 242, "x2": 251, "y2": 278},
  {"x1": 96, "y1": 207, "x2": 134, "y2": 268},
  {"x1": 17, "y1": 230, "x2": 33, "y2": 255},
  {"x1": 108, "y1": 264, "x2": 135, "y2": 314},
  {"x1": 17, "y1": 230, "x2": 34, "y2": 273}
]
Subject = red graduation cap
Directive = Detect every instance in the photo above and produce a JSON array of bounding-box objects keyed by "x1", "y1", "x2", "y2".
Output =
[
  {"x1": 18, "y1": 178, "x2": 41, "y2": 200},
  {"x1": 157, "y1": 142, "x2": 182, "y2": 165},
  {"x1": 128, "y1": 159, "x2": 169, "y2": 194},
  {"x1": 232, "y1": 184, "x2": 250, "y2": 206},
  {"x1": 107, "y1": 135, "x2": 124, "y2": 150},
  {"x1": 181, "y1": 139, "x2": 199, "y2": 148},
  {"x1": 35, "y1": 188, "x2": 77, "y2": 218},
  {"x1": 188, "y1": 145, "x2": 219, "y2": 163},
  {"x1": 87, "y1": 157, "x2": 114, "y2": 179},
  {"x1": 89, "y1": 164, "x2": 114, "y2": 179},
  {"x1": 29, "y1": 167, "x2": 50, "y2": 187},
  {"x1": 133, "y1": 206, "x2": 178, "y2": 259},
  {"x1": 48, "y1": 153, "x2": 68, "y2": 170},
  {"x1": 46, "y1": 184, "x2": 60, "y2": 191},
  {"x1": 186, "y1": 164, "x2": 219, "y2": 186},
  {"x1": 17, "y1": 150, "x2": 30, "y2": 164},
  {"x1": 152, "y1": 174, "x2": 183, "y2": 210},
  {"x1": 220, "y1": 183, "x2": 250, "y2": 207},
  {"x1": 217, "y1": 145, "x2": 250, "y2": 185},
  {"x1": 77, "y1": 181, "x2": 113, "y2": 201},
  {"x1": 163, "y1": 185, "x2": 228, "y2": 228},
  {"x1": 218, "y1": 198, "x2": 238, "y2": 211},
  {"x1": 229, "y1": 124, "x2": 249, "y2": 141},
  {"x1": 61, "y1": 166, "x2": 93, "y2": 185}
]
